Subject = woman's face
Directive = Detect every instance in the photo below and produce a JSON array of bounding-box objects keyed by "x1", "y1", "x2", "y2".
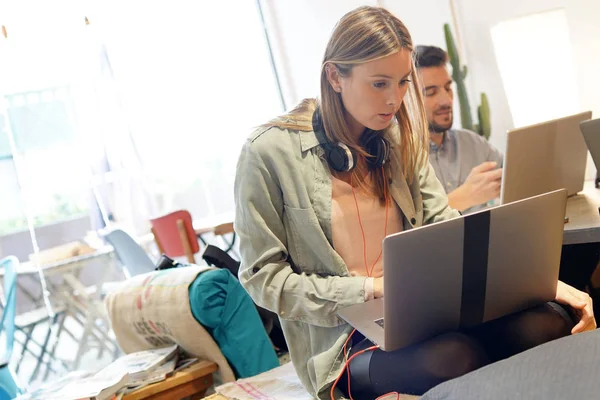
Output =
[{"x1": 328, "y1": 49, "x2": 413, "y2": 138}]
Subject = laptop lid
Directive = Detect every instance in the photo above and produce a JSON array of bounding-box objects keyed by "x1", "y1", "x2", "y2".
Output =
[
  {"x1": 580, "y1": 118, "x2": 600, "y2": 172},
  {"x1": 501, "y1": 111, "x2": 592, "y2": 204},
  {"x1": 382, "y1": 189, "x2": 567, "y2": 351}
]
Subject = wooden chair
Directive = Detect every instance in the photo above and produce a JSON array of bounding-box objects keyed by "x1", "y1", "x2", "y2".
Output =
[{"x1": 150, "y1": 210, "x2": 199, "y2": 264}]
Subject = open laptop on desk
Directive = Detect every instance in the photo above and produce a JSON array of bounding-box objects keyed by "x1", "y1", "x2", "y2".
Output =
[
  {"x1": 580, "y1": 118, "x2": 600, "y2": 176},
  {"x1": 338, "y1": 189, "x2": 567, "y2": 352},
  {"x1": 500, "y1": 111, "x2": 592, "y2": 204}
]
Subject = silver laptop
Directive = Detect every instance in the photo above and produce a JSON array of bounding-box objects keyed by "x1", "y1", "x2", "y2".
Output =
[
  {"x1": 580, "y1": 118, "x2": 600, "y2": 172},
  {"x1": 337, "y1": 189, "x2": 567, "y2": 352},
  {"x1": 500, "y1": 111, "x2": 592, "y2": 204}
]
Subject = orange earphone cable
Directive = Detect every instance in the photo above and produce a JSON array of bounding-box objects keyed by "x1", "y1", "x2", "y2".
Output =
[
  {"x1": 329, "y1": 344, "x2": 379, "y2": 400},
  {"x1": 349, "y1": 168, "x2": 390, "y2": 277},
  {"x1": 334, "y1": 167, "x2": 390, "y2": 400}
]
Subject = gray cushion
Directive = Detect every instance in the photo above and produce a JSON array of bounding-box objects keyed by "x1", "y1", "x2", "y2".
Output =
[{"x1": 422, "y1": 329, "x2": 600, "y2": 400}]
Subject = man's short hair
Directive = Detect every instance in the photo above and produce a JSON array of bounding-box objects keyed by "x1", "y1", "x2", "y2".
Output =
[{"x1": 415, "y1": 45, "x2": 448, "y2": 68}]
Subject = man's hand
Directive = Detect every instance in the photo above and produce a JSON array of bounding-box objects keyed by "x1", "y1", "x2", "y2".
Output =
[{"x1": 448, "y1": 161, "x2": 502, "y2": 211}]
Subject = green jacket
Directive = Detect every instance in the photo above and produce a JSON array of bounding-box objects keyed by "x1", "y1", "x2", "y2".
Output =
[
  {"x1": 188, "y1": 268, "x2": 279, "y2": 378},
  {"x1": 234, "y1": 125, "x2": 460, "y2": 399}
]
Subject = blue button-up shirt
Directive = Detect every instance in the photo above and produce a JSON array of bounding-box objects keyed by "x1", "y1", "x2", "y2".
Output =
[{"x1": 429, "y1": 128, "x2": 504, "y2": 214}]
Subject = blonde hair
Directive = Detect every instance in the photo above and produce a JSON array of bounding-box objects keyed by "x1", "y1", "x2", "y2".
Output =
[{"x1": 263, "y1": 6, "x2": 429, "y2": 202}]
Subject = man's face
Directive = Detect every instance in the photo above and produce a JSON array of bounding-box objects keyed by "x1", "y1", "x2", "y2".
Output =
[{"x1": 419, "y1": 65, "x2": 454, "y2": 133}]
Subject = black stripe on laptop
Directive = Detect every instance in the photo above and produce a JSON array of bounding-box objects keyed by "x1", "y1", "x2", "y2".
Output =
[{"x1": 459, "y1": 210, "x2": 490, "y2": 328}]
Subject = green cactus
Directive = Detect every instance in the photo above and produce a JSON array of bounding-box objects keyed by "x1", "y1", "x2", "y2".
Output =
[
  {"x1": 478, "y1": 93, "x2": 491, "y2": 140},
  {"x1": 443, "y1": 23, "x2": 491, "y2": 139},
  {"x1": 444, "y1": 24, "x2": 472, "y2": 130}
]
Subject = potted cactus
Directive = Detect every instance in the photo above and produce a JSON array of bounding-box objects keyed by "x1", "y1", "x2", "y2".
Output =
[{"x1": 444, "y1": 23, "x2": 491, "y2": 140}]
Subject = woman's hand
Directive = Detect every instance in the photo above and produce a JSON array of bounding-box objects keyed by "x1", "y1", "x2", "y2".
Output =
[
  {"x1": 555, "y1": 280, "x2": 596, "y2": 334},
  {"x1": 374, "y1": 277, "x2": 384, "y2": 298}
]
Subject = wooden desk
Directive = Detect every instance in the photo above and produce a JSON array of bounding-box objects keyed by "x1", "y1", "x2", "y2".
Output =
[
  {"x1": 5, "y1": 247, "x2": 119, "y2": 369},
  {"x1": 124, "y1": 360, "x2": 218, "y2": 400},
  {"x1": 193, "y1": 213, "x2": 236, "y2": 254},
  {"x1": 564, "y1": 182, "x2": 600, "y2": 245},
  {"x1": 0, "y1": 247, "x2": 114, "y2": 276},
  {"x1": 193, "y1": 213, "x2": 235, "y2": 237}
]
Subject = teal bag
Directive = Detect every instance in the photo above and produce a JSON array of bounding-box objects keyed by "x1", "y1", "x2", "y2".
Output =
[{"x1": 188, "y1": 268, "x2": 279, "y2": 378}]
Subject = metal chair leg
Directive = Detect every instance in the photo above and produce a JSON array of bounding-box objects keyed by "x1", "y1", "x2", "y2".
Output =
[
  {"x1": 223, "y1": 232, "x2": 237, "y2": 254},
  {"x1": 29, "y1": 313, "x2": 59, "y2": 383},
  {"x1": 14, "y1": 326, "x2": 34, "y2": 374},
  {"x1": 43, "y1": 312, "x2": 67, "y2": 381}
]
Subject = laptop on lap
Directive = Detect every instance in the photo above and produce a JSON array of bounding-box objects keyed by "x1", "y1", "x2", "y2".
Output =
[{"x1": 337, "y1": 189, "x2": 567, "y2": 352}]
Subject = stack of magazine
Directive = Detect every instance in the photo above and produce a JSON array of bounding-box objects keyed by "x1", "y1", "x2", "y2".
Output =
[{"x1": 16, "y1": 345, "x2": 197, "y2": 400}]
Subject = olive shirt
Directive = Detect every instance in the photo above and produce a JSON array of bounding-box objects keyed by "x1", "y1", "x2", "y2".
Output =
[{"x1": 234, "y1": 125, "x2": 460, "y2": 399}]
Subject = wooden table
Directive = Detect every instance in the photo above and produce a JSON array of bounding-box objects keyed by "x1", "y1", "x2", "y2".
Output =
[
  {"x1": 193, "y1": 213, "x2": 236, "y2": 255},
  {"x1": 124, "y1": 360, "x2": 218, "y2": 400},
  {"x1": 0, "y1": 247, "x2": 119, "y2": 370},
  {"x1": 193, "y1": 213, "x2": 235, "y2": 237},
  {"x1": 564, "y1": 182, "x2": 600, "y2": 245},
  {"x1": 0, "y1": 247, "x2": 115, "y2": 276}
]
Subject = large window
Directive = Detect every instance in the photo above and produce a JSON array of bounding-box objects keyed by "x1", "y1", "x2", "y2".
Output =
[
  {"x1": 0, "y1": 154, "x2": 28, "y2": 235},
  {"x1": 0, "y1": 1, "x2": 283, "y2": 259},
  {"x1": 491, "y1": 8, "x2": 581, "y2": 127},
  {"x1": 93, "y1": 1, "x2": 284, "y2": 219}
]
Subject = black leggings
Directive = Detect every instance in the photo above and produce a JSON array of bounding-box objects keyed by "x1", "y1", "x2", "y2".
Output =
[{"x1": 338, "y1": 302, "x2": 574, "y2": 399}]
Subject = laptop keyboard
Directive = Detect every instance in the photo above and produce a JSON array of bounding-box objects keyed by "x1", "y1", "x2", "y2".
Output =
[{"x1": 374, "y1": 318, "x2": 384, "y2": 328}]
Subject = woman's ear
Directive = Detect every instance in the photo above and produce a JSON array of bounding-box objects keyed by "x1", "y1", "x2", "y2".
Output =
[{"x1": 325, "y1": 63, "x2": 342, "y2": 93}]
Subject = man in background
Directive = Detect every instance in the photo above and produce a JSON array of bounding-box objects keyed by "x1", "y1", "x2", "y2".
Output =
[
  {"x1": 415, "y1": 45, "x2": 503, "y2": 214},
  {"x1": 415, "y1": 46, "x2": 600, "y2": 317}
]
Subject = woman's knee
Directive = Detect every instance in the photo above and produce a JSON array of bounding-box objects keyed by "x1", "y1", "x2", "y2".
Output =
[
  {"x1": 417, "y1": 332, "x2": 489, "y2": 379},
  {"x1": 511, "y1": 303, "x2": 573, "y2": 347}
]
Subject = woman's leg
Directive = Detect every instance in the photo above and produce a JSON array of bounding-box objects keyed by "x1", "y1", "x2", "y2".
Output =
[
  {"x1": 338, "y1": 332, "x2": 490, "y2": 398},
  {"x1": 467, "y1": 302, "x2": 574, "y2": 362},
  {"x1": 337, "y1": 303, "x2": 573, "y2": 398}
]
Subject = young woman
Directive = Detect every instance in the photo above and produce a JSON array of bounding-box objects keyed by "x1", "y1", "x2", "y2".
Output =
[{"x1": 234, "y1": 6, "x2": 595, "y2": 399}]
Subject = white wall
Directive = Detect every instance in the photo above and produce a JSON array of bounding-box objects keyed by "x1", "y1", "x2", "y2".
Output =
[
  {"x1": 382, "y1": 0, "x2": 462, "y2": 127},
  {"x1": 454, "y1": 0, "x2": 600, "y2": 158},
  {"x1": 382, "y1": 0, "x2": 453, "y2": 49},
  {"x1": 261, "y1": 0, "x2": 456, "y2": 109},
  {"x1": 261, "y1": 0, "x2": 378, "y2": 109}
]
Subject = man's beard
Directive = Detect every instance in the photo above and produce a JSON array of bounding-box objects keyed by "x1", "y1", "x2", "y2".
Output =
[{"x1": 429, "y1": 112, "x2": 453, "y2": 133}]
